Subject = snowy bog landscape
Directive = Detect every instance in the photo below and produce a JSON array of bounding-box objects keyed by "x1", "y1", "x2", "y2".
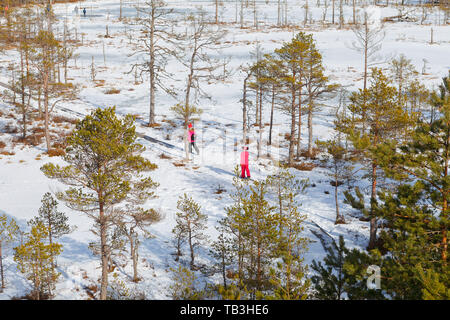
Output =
[{"x1": 0, "y1": 0, "x2": 449, "y2": 300}]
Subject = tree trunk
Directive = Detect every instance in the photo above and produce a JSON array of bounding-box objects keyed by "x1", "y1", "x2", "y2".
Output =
[
  {"x1": 0, "y1": 242, "x2": 4, "y2": 291},
  {"x1": 296, "y1": 88, "x2": 302, "y2": 159},
  {"x1": 288, "y1": 86, "x2": 296, "y2": 165},
  {"x1": 149, "y1": 6, "x2": 156, "y2": 125},
  {"x1": 188, "y1": 224, "x2": 195, "y2": 270},
  {"x1": 308, "y1": 104, "x2": 313, "y2": 158},
  {"x1": 258, "y1": 87, "x2": 262, "y2": 158},
  {"x1": 99, "y1": 202, "x2": 108, "y2": 300},
  {"x1": 368, "y1": 162, "x2": 378, "y2": 250},
  {"x1": 44, "y1": 72, "x2": 51, "y2": 151},
  {"x1": 243, "y1": 73, "x2": 249, "y2": 144},
  {"x1": 269, "y1": 85, "x2": 275, "y2": 145},
  {"x1": 130, "y1": 237, "x2": 139, "y2": 282}
]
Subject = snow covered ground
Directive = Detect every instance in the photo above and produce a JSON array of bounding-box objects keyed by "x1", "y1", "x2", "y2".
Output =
[{"x1": 0, "y1": 0, "x2": 449, "y2": 299}]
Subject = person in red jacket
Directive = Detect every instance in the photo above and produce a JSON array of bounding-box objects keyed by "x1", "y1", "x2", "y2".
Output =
[
  {"x1": 188, "y1": 127, "x2": 199, "y2": 154},
  {"x1": 240, "y1": 146, "x2": 250, "y2": 179}
]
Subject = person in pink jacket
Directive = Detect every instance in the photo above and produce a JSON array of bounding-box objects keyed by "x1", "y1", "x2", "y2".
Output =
[
  {"x1": 240, "y1": 146, "x2": 250, "y2": 179},
  {"x1": 188, "y1": 127, "x2": 199, "y2": 154}
]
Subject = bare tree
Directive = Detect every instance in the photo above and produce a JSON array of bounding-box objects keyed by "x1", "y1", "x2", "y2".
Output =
[
  {"x1": 351, "y1": 10, "x2": 385, "y2": 91},
  {"x1": 176, "y1": 10, "x2": 229, "y2": 118},
  {"x1": 128, "y1": 0, "x2": 178, "y2": 126}
]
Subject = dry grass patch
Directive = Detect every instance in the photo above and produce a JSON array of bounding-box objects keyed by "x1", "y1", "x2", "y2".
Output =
[
  {"x1": 0, "y1": 150, "x2": 15, "y2": 156},
  {"x1": 159, "y1": 153, "x2": 172, "y2": 160},
  {"x1": 52, "y1": 115, "x2": 78, "y2": 124},
  {"x1": 105, "y1": 88, "x2": 121, "y2": 94},
  {"x1": 289, "y1": 161, "x2": 317, "y2": 171},
  {"x1": 148, "y1": 123, "x2": 162, "y2": 128},
  {"x1": 47, "y1": 148, "x2": 65, "y2": 157},
  {"x1": 172, "y1": 162, "x2": 185, "y2": 167}
]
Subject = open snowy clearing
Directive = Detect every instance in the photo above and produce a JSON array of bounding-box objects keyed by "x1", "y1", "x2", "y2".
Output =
[{"x1": 0, "y1": 0, "x2": 449, "y2": 299}]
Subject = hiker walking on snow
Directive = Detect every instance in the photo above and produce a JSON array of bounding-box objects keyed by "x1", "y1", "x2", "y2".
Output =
[
  {"x1": 83, "y1": 7, "x2": 86, "y2": 17},
  {"x1": 188, "y1": 125, "x2": 199, "y2": 155},
  {"x1": 240, "y1": 146, "x2": 250, "y2": 179}
]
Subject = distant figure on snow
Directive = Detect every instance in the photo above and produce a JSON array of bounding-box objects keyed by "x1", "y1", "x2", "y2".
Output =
[
  {"x1": 189, "y1": 126, "x2": 199, "y2": 155},
  {"x1": 83, "y1": 7, "x2": 86, "y2": 17},
  {"x1": 74, "y1": 6, "x2": 79, "y2": 15},
  {"x1": 240, "y1": 146, "x2": 250, "y2": 179}
]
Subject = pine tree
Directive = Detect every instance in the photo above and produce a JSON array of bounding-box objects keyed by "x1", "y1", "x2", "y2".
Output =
[
  {"x1": 114, "y1": 170, "x2": 161, "y2": 282},
  {"x1": 241, "y1": 180, "x2": 278, "y2": 297},
  {"x1": 311, "y1": 235, "x2": 384, "y2": 300},
  {"x1": 273, "y1": 32, "x2": 310, "y2": 164},
  {"x1": 14, "y1": 222, "x2": 62, "y2": 300},
  {"x1": 0, "y1": 214, "x2": 19, "y2": 292},
  {"x1": 370, "y1": 182, "x2": 448, "y2": 299},
  {"x1": 375, "y1": 81, "x2": 450, "y2": 266},
  {"x1": 311, "y1": 236, "x2": 347, "y2": 300},
  {"x1": 29, "y1": 193, "x2": 73, "y2": 269},
  {"x1": 41, "y1": 107, "x2": 157, "y2": 300},
  {"x1": 337, "y1": 68, "x2": 412, "y2": 250},
  {"x1": 116, "y1": 206, "x2": 162, "y2": 282},
  {"x1": 29, "y1": 29, "x2": 77, "y2": 152},
  {"x1": 210, "y1": 221, "x2": 234, "y2": 289},
  {"x1": 168, "y1": 265, "x2": 205, "y2": 300},
  {"x1": 317, "y1": 136, "x2": 353, "y2": 224},
  {"x1": 303, "y1": 38, "x2": 336, "y2": 158},
  {"x1": 173, "y1": 194, "x2": 208, "y2": 270},
  {"x1": 416, "y1": 265, "x2": 450, "y2": 300},
  {"x1": 222, "y1": 167, "x2": 250, "y2": 283},
  {"x1": 265, "y1": 172, "x2": 310, "y2": 300}
]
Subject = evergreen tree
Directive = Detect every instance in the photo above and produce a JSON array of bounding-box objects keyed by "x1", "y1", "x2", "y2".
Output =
[
  {"x1": 210, "y1": 221, "x2": 234, "y2": 289},
  {"x1": 0, "y1": 214, "x2": 19, "y2": 292},
  {"x1": 311, "y1": 235, "x2": 384, "y2": 300},
  {"x1": 116, "y1": 206, "x2": 162, "y2": 282},
  {"x1": 114, "y1": 173, "x2": 161, "y2": 282},
  {"x1": 318, "y1": 136, "x2": 353, "y2": 224},
  {"x1": 266, "y1": 173, "x2": 310, "y2": 300},
  {"x1": 168, "y1": 265, "x2": 205, "y2": 300},
  {"x1": 337, "y1": 68, "x2": 412, "y2": 250},
  {"x1": 29, "y1": 192, "x2": 73, "y2": 270},
  {"x1": 311, "y1": 236, "x2": 347, "y2": 300},
  {"x1": 29, "y1": 30, "x2": 77, "y2": 152},
  {"x1": 241, "y1": 180, "x2": 278, "y2": 297},
  {"x1": 14, "y1": 222, "x2": 62, "y2": 300},
  {"x1": 41, "y1": 107, "x2": 157, "y2": 300},
  {"x1": 173, "y1": 194, "x2": 208, "y2": 270},
  {"x1": 303, "y1": 38, "x2": 336, "y2": 158},
  {"x1": 416, "y1": 265, "x2": 450, "y2": 300},
  {"x1": 375, "y1": 82, "x2": 450, "y2": 266},
  {"x1": 274, "y1": 32, "x2": 310, "y2": 165},
  {"x1": 371, "y1": 183, "x2": 448, "y2": 299}
]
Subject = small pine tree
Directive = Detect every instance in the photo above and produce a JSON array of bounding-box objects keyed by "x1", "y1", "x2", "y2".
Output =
[
  {"x1": 29, "y1": 192, "x2": 73, "y2": 270},
  {"x1": 317, "y1": 138, "x2": 352, "y2": 224},
  {"x1": 14, "y1": 222, "x2": 62, "y2": 300},
  {"x1": 265, "y1": 169, "x2": 310, "y2": 300},
  {"x1": 311, "y1": 235, "x2": 348, "y2": 300},
  {"x1": 168, "y1": 265, "x2": 205, "y2": 300},
  {"x1": 173, "y1": 194, "x2": 208, "y2": 270},
  {"x1": 0, "y1": 214, "x2": 19, "y2": 292},
  {"x1": 311, "y1": 235, "x2": 384, "y2": 300},
  {"x1": 209, "y1": 221, "x2": 234, "y2": 289}
]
